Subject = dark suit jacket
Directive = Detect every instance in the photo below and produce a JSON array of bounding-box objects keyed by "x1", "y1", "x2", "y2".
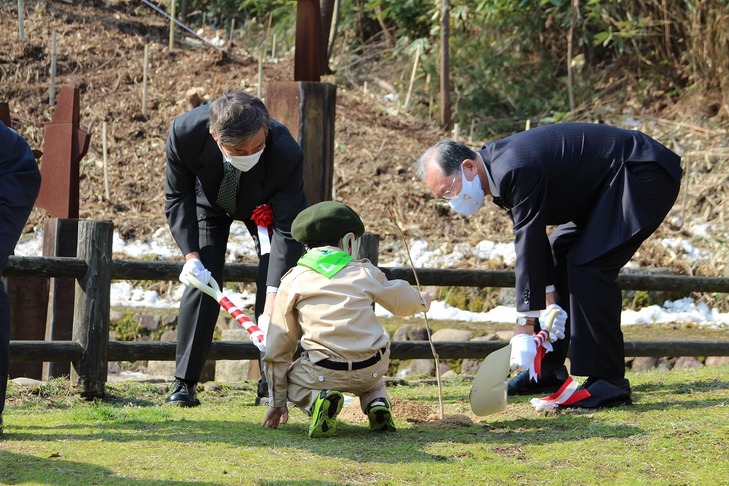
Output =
[
  {"x1": 479, "y1": 123, "x2": 682, "y2": 312},
  {"x1": 164, "y1": 104, "x2": 306, "y2": 288},
  {"x1": 0, "y1": 121, "x2": 42, "y2": 236}
]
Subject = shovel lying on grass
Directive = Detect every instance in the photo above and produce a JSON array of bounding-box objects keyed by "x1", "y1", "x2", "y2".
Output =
[{"x1": 469, "y1": 307, "x2": 560, "y2": 416}]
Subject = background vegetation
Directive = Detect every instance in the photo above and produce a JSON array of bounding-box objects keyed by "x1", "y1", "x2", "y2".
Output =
[{"x1": 167, "y1": 0, "x2": 729, "y2": 134}]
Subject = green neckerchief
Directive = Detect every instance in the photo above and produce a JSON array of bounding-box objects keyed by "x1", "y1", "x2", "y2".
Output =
[{"x1": 297, "y1": 248, "x2": 352, "y2": 279}]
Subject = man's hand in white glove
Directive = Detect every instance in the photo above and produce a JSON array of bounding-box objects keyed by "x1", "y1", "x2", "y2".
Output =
[
  {"x1": 256, "y1": 314, "x2": 270, "y2": 335},
  {"x1": 509, "y1": 333, "x2": 537, "y2": 372},
  {"x1": 250, "y1": 314, "x2": 269, "y2": 353},
  {"x1": 250, "y1": 332, "x2": 267, "y2": 353},
  {"x1": 179, "y1": 258, "x2": 211, "y2": 287},
  {"x1": 539, "y1": 303, "x2": 568, "y2": 341}
]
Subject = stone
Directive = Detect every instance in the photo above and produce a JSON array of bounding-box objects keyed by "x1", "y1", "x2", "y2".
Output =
[
  {"x1": 215, "y1": 329, "x2": 254, "y2": 383},
  {"x1": 431, "y1": 328, "x2": 473, "y2": 342},
  {"x1": 392, "y1": 325, "x2": 412, "y2": 342},
  {"x1": 134, "y1": 312, "x2": 160, "y2": 331},
  {"x1": 673, "y1": 356, "x2": 702, "y2": 369},
  {"x1": 461, "y1": 358, "x2": 482, "y2": 376},
  {"x1": 705, "y1": 356, "x2": 729, "y2": 366},
  {"x1": 495, "y1": 330, "x2": 514, "y2": 341},
  {"x1": 408, "y1": 327, "x2": 429, "y2": 341},
  {"x1": 396, "y1": 359, "x2": 435, "y2": 380},
  {"x1": 631, "y1": 357, "x2": 658, "y2": 371}
]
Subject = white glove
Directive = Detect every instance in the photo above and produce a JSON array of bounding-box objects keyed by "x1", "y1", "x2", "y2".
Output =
[
  {"x1": 250, "y1": 332, "x2": 267, "y2": 353},
  {"x1": 250, "y1": 315, "x2": 269, "y2": 353},
  {"x1": 540, "y1": 303, "x2": 567, "y2": 341},
  {"x1": 179, "y1": 258, "x2": 211, "y2": 287},
  {"x1": 256, "y1": 314, "x2": 270, "y2": 335},
  {"x1": 509, "y1": 333, "x2": 537, "y2": 372}
]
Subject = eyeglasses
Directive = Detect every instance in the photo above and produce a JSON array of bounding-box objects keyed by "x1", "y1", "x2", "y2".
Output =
[{"x1": 440, "y1": 174, "x2": 458, "y2": 201}]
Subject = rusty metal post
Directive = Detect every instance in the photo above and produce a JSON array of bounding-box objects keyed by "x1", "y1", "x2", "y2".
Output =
[
  {"x1": 266, "y1": 81, "x2": 336, "y2": 205},
  {"x1": 294, "y1": 0, "x2": 325, "y2": 82},
  {"x1": 35, "y1": 85, "x2": 90, "y2": 219},
  {"x1": 0, "y1": 102, "x2": 10, "y2": 126}
]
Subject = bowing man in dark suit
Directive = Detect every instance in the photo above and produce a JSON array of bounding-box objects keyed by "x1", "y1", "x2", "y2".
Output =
[
  {"x1": 0, "y1": 121, "x2": 42, "y2": 434},
  {"x1": 165, "y1": 91, "x2": 306, "y2": 407},
  {"x1": 417, "y1": 123, "x2": 681, "y2": 408}
]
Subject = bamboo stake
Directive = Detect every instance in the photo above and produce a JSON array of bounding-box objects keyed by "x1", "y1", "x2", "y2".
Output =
[
  {"x1": 387, "y1": 205, "x2": 445, "y2": 420},
  {"x1": 49, "y1": 32, "x2": 57, "y2": 106},
  {"x1": 404, "y1": 43, "x2": 421, "y2": 112},
  {"x1": 18, "y1": 0, "x2": 25, "y2": 41},
  {"x1": 102, "y1": 122, "x2": 110, "y2": 201},
  {"x1": 168, "y1": 0, "x2": 175, "y2": 51},
  {"x1": 142, "y1": 44, "x2": 149, "y2": 117},
  {"x1": 257, "y1": 47, "x2": 263, "y2": 99}
]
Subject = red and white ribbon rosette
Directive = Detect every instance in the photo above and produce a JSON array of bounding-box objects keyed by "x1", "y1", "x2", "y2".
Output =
[
  {"x1": 530, "y1": 329, "x2": 553, "y2": 381},
  {"x1": 251, "y1": 204, "x2": 273, "y2": 255},
  {"x1": 529, "y1": 376, "x2": 591, "y2": 412}
]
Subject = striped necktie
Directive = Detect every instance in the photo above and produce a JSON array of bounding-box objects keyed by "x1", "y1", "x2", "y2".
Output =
[{"x1": 216, "y1": 160, "x2": 239, "y2": 215}]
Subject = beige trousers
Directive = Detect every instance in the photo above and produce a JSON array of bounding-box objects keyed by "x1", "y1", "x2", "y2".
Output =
[{"x1": 286, "y1": 348, "x2": 391, "y2": 415}]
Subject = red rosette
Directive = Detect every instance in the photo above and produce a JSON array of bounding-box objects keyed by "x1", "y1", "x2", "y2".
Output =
[{"x1": 251, "y1": 204, "x2": 273, "y2": 232}]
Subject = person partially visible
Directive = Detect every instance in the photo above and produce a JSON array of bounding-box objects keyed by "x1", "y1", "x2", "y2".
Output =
[
  {"x1": 0, "y1": 121, "x2": 42, "y2": 436},
  {"x1": 417, "y1": 123, "x2": 681, "y2": 408},
  {"x1": 261, "y1": 201, "x2": 431, "y2": 437},
  {"x1": 165, "y1": 90, "x2": 306, "y2": 407}
]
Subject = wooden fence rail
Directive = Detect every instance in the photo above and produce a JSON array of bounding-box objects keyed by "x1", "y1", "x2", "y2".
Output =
[{"x1": 6, "y1": 222, "x2": 729, "y2": 398}]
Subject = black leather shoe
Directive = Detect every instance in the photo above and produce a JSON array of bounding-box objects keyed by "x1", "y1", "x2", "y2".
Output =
[
  {"x1": 562, "y1": 378, "x2": 632, "y2": 409},
  {"x1": 507, "y1": 365, "x2": 569, "y2": 396},
  {"x1": 165, "y1": 379, "x2": 200, "y2": 407},
  {"x1": 0, "y1": 412, "x2": 4, "y2": 437}
]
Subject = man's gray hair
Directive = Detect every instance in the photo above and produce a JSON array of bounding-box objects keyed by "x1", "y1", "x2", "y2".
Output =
[
  {"x1": 416, "y1": 139, "x2": 478, "y2": 179},
  {"x1": 209, "y1": 90, "x2": 270, "y2": 146}
]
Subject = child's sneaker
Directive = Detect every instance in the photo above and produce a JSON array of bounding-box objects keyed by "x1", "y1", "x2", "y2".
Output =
[
  {"x1": 308, "y1": 390, "x2": 344, "y2": 438},
  {"x1": 366, "y1": 397, "x2": 396, "y2": 432}
]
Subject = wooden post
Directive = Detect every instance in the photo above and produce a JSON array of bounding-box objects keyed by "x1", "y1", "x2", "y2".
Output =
[
  {"x1": 355, "y1": 232, "x2": 380, "y2": 266},
  {"x1": 439, "y1": 0, "x2": 451, "y2": 130},
  {"x1": 42, "y1": 218, "x2": 79, "y2": 379},
  {"x1": 266, "y1": 81, "x2": 336, "y2": 205},
  {"x1": 71, "y1": 220, "x2": 112, "y2": 399}
]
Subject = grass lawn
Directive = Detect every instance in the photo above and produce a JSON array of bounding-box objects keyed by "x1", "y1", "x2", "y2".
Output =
[{"x1": 1, "y1": 363, "x2": 728, "y2": 485}]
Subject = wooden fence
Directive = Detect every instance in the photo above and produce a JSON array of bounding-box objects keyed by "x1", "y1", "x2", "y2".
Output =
[{"x1": 6, "y1": 220, "x2": 729, "y2": 398}]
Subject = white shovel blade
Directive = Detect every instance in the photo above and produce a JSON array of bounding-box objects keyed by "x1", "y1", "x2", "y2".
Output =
[{"x1": 469, "y1": 343, "x2": 512, "y2": 416}]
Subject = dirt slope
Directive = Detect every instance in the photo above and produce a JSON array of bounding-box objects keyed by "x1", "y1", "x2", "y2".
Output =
[{"x1": 2, "y1": 0, "x2": 728, "y2": 277}]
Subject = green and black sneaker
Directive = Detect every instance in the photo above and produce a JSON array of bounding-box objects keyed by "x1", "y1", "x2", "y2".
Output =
[
  {"x1": 366, "y1": 397, "x2": 396, "y2": 433},
  {"x1": 308, "y1": 390, "x2": 344, "y2": 438}
]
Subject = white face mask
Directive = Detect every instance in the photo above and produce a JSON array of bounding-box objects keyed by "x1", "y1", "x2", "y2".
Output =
[
  {"x1": 448, "y1": 166, "x2": 485, "y2": 215},
  {"x1": 222, "y1": 146, "x2": 264, "y2": 172}
]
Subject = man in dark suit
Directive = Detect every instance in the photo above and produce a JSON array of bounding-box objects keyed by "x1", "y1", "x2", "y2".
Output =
[
  {"x1": 417, "y1": 123, "x2": 681, "y2": 408},
  {"x1": 165, "y1": 91, "x2": 306, "y2": 407},
  {"x1": 1, "y1": 121, "x2": 42, "y2": 435}
]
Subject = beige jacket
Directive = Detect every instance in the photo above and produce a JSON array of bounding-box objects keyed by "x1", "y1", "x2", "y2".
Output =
[{"x1": 263, "y1": 247, "x2": 426, "y2": 406}]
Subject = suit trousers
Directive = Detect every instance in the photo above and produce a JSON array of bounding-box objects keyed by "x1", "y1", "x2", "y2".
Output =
[
  {"x1": 542, "y1": 162, "x2": 680, "y2": 379},
  {"x1": 286, "y1": 348, "x2": 391, "y2": 415},
  {"x1": 0, "y1": 180, "x2": 41, "y2": 414},
  {"x1": 174, "y1": 214, "x2": 268, "y2": 382}
]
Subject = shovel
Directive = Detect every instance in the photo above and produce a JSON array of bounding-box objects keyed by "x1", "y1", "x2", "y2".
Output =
[
  {"x1": 469, "y1": 308, "x2": 560, "y2": 416},
  {"x1": 183, "y1": 274, "x2": 266, "y2": 351}
]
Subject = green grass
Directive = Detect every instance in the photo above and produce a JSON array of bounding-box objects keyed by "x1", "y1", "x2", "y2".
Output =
[{"x1": 2, "y1": 366, "x2": 728, "y2": 485}]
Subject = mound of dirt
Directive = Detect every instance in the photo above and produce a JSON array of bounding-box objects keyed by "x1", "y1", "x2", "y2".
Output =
[{"x1": 2, "y1": 1, "x2": 728, "y2": 276}]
